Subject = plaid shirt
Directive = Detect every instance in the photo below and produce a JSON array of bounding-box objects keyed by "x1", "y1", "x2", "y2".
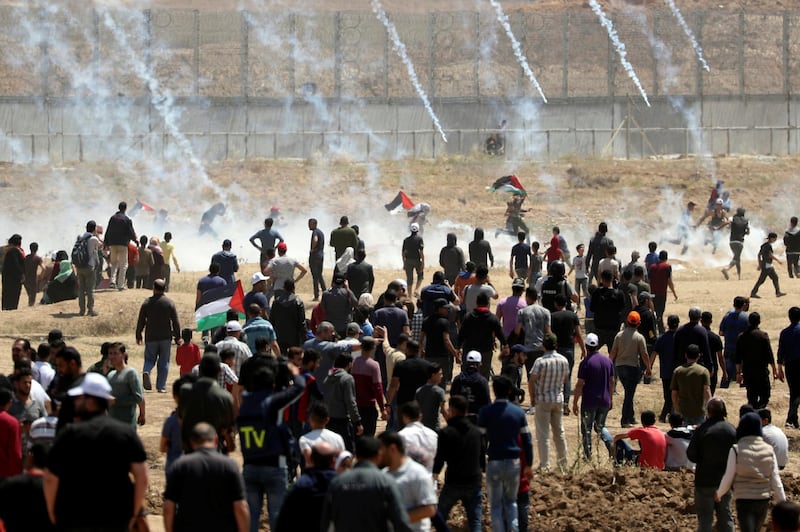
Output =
[
  {"x1": 531, "y1": 350, "x2": 569, "y2": 404},
  {"x1": 411, "y1": 310, "x2": 424, "y2": 342}
]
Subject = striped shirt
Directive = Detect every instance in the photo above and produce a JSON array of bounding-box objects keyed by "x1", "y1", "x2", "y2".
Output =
[{"x1": 530, "y1": 350, "x2": 569, "y2": 404}]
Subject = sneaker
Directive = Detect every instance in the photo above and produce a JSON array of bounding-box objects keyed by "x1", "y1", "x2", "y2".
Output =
[
  {"x1": 750, "y1": 294, "x2": 761, "y2": 299},
  {"x1": 621, "y1": 423, "x2": 635, "y2": 428},
  {"x1": 157, "y1": 388, "x2": 167, "y2": 393},
  {"x1": 563, "y1": 404, "x2": 570, "y2": 416},
  {"x1": 109, "y1": 282, "x2": 116, "y2": 289},
  {"x1": 526, "y1": 406, "x2": 536, "y2": 415},
  {"x1": 88, "y1": 310, "x2": 98, "y2": 317},
  {"x1": 721, "y1": 269, "x2": 729, "y2": 280},
  {"x1": 777, "y1": 292, "x2": 787, "y2": 298},
  {"x1": 142, "y1": 372, "x2": 152, "y2": 391},
  {"x1": 79, "y1": 310, "x2": 85, "y2": 316},
  {"x1": 785, "y1": 422, "x2": 799, "y2": 430}
]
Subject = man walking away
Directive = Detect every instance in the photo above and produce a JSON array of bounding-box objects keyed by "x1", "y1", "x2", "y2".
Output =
[
  {"x1": 321, "y1": 436, "x2": 413, "y2": 532},
  {"x1": 784, "y1": 217, "x2": 800, "y2": 279},
  {"x1": 434, "y1": 395, "x2": 484, "y2": 532},
  {"x1": 478, "y1": 376, "x2": 533, "y2": 532},
  {"x1": 572, "y1": 333, "x2": 614, "y2": 460},
  {"x1": 308, "y1": 218, "x2": 326, "y2": 301},
  {"x1": 164, "y1": 422, "x2": 248, "y2": 532},
  {"x1": 529, "y1": 333, "x2": 569, "y2": 472},
  {"x1": 735, "y1": 312, "x2": 778, "y2": 409},
  {"x1": 105, "y1": 201, "x2": 137, "y2": 290},
  {"x1": 671, "y1": 344, "x2": 712, "y2": 426},
  {"x1": 74, "y1": 220, "x2": 101, "y2": 316},
  {"x1": 687, "y1": 398, "x2": 736, "y2": 532},
  {"x1": 778, "y1": 307, "x2": 800, "y2": 428}
]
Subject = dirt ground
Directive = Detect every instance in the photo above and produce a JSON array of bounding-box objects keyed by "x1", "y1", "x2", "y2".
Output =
[{"x1": 0, "y1": 155, "x2": 799, "y2": 530}]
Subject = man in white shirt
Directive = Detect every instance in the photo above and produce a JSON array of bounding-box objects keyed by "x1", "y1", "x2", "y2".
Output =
[
  {"x1": 398, "y1": 401, "x2": 438, "y2": 473},
  {"x1": 298, "y1": 402, "x2": 346, "y2": 467},
  {"x1": 664, "y1": 413, "x2": 695, "y2": 470},
  {"x1": 759, "y1": 408, "x2": 789, "y2": 470},
  {"x1": 379, "y1": 431, "x2": 437, "y2": 532}
]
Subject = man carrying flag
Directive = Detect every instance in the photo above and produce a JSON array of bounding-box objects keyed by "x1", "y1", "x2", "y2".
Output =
[
  {"x1": 385, "y1": 191, "x2": 432, "y2": 235},
  {"x1": 136, "y1": 278, "x2": 182, "y2": 393},
  {"x1": 488, "y1": 176, "x2": 529, "y2": 239}
]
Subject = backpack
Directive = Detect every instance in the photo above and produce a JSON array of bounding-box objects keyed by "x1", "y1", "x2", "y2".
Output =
[{"x1": 71, "y1": 234, "x2": 92, "y2": 267}]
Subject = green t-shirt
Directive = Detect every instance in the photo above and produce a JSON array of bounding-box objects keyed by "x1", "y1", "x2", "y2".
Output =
[{"x1": 671, "y1": 363, "x2": 710, "y2": 418}]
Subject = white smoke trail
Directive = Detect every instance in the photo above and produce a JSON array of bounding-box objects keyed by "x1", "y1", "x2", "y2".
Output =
[
  {"x1": 99, "y1": 9, "x2": 223, "y2": 198},
  {"x1": 664, "y1": 0, "x2": 710, "y2": 72},
  {"x1": 487, "y1": 0, "x2": 547, "y2": 103},
  {"x1": 370, "y1": 0, "x2": 448, "y2": 143},
  {"x1": 588, "y1": 0, "x2": 650, "y2": 107}
]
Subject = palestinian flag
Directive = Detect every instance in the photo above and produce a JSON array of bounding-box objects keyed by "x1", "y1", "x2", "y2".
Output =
[
  {"x1": 487, "y1": 175, "x2": 526, "y2": 195},
  {"x1": 195, "y1": 280, "x2": 245, "y2": 331},
  {"x1": 384, "y1": 191, "x2": 416, "y2": 211},
  {"x1": 135, "y1": 200, "x2": 155, "y2": 211}
]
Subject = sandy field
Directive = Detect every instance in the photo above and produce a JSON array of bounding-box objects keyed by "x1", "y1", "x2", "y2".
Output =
[{"x1": 1, "y1": 155, "x2": 799, "y2": 530}]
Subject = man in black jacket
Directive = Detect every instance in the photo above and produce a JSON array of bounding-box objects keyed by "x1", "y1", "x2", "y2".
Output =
[
  {"x1": 457, "y1": 292, "x2": 507, "y2": 378},
  {"x1": 105, "y1": 201, "x2": 137, "y2": 290},
  {"x1": 590, "y1": 270, "x2": 624, "y2": 352},
  {"x1": 433, "y1": 395, "x2": 485, "y2": 532},
  {"x1": 687, "y1": 397, "x2": 736, "y2": 532},
  {"x1": 269, "y1": 280, "x2": 307, "y2": 353}
]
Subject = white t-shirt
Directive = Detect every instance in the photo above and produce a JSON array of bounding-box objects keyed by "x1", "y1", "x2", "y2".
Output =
[
  {"x1": 665, "y1": 428, "x2": 695, "y2": 469},
  {"x1": 299, "y1": 428, "x2": 346, "y2": 455},
  {"x1": 384, "y1": 458, "x2": 438, "y2": 532},
  {"x1": 597, "y1": 258, "x2": 619, "y2": 280},
  {"x1": 399, "y1": 421, "x2": 438, "y2": 473},
  {"x1": 30, "y1": 379, "x2": 51, "y2": 407},
  {"x1": 572, "y1": 255, "x2": 587, "y2": 280},
  {"x1": 762, "y1": 424, "x2": 789, "y2": 468},
  {"x1": 34, "y1": 361, "x2": 56, "y2": 390}
]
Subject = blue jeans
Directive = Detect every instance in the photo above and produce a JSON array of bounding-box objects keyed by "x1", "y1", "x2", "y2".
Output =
[
  {"x1": 143, "y1": 339, "x2": 172, "y2": 391},
  {"x1": 616, "y1": 364, "x2": 639, "y2": 426},
  {"x1": 486, "y1": 459, "x2": 520, "y2": 532},
  {"x1": 580, "y1": 406, "x2": 613, "y2": 459},
  {"x1": 695, "y1": 486, "x2": 734, "y2": 532},
  {"x1": 438, "y1": 484, "x2": 482, "y2": 532},
  {"x1": 243, "y1": 463, "x2": 287, "y2": 532}
]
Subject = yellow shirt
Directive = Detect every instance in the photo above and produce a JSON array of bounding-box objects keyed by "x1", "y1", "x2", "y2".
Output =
[{"x1": 161, "y1": 241, "x2": 180, "y2": 270}]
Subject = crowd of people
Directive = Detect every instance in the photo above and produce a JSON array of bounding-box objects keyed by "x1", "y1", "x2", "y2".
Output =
[{"x1": 0, "y1": 196, "x2": 798, "y2": 532}]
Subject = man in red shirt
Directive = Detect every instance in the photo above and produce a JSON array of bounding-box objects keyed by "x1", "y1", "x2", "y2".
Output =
[
  {"x1": 648, "y1": 250, "x2": 679, "y2": 334},
  {"x1": 0, "y1": 386, "x2": 23, "y2": 479},
  {"x1": 613, "y1": 410, "x2": 666, "y2": 470}
]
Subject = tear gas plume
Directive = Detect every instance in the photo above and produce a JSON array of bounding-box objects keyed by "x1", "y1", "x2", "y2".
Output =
[
  {"x1": 371, "y1": 0, "x2": 448, "y2": 143},
  {"x1": 664, "y1": 0, "x2": 710, "y2": 72},
  {"x1": 487, "y1": 0, "x2": 547, "y2": 103},
  {"x1": 589, "y1": 0, "x2": 650, "y2": 107}
]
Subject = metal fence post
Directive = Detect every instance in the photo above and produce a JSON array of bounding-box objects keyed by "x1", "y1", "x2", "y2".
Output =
[
  {"x1": 193, "y1": 9, "x2": 200, "y2": 96},
  {"x1": 562, "y1": 11, "x2": 569, "y2": 98},
  {"x1": 241, "y1": 11, "x2": 249, "y2": 98},
  {"x1": 334, "y1": 11, "x2": 342, "y2": 99},
  {"x1": 738, "y1": 11, "x2": 745, "y2": 96}
]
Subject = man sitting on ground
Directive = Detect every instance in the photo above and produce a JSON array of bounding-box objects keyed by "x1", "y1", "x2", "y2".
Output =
[{"x1": 613, "y1": 410, "x2": 667, "y2": 470}]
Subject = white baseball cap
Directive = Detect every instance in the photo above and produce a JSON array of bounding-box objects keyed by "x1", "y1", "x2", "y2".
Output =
[
  {"x1": 585, "y1": 333, "x2": 599, "y2": 347},
  {"x1": 226, "y1": 320, "x2": 243, "y2": 332},
  {"x1": 251, "y1": 272, "x2": 268, "y2": 285},
  {"x1": 67, "y1": 372, "x2": 113, "y2": 400},
  {"x1": 410, "y1": 222, "x2": 420, "y2": 233},
  {"x1": 465, "y1": 351, "x2": 482, "y2": 363}
]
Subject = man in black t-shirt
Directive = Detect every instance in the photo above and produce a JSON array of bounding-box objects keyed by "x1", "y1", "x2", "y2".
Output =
[
  {"x1": 551, "y1": 294, "x2": 585, "y2": 414},
  {"x1": 402, "y1": 223, "x2": 425, "y2": 297},
  {"x1": 165, "y1": 422, "x2": 248, "y2": 532},
  {"x1": 751, "y1": 232, "x2": 786, "y2": 299},
  {"x1": 419, "y1": 299, "x2": 459, "y2": 388},
  {"x1": 701, "y1": 311, "x2": 726, "y2": 395},
  {"x1": 44, "y1": 373, "x2": 148, "y2": 531},
  {"x1": 386, "y1": 341, "x2": 431, "y2": 423}
]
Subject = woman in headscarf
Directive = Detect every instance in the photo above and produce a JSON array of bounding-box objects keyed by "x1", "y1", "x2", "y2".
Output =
[
  {"x1": 1, "y1": 234, "x2": 25, "y2": 310},
  {"x1": 44, "y1": 259, "x2": 78, "y2": 304},
  {"x1": 147, "y1": 236, "x2": 164, "y2": 288},
  {"x1": 715, "y1": 412, "x2": 786, "y2": 532}
]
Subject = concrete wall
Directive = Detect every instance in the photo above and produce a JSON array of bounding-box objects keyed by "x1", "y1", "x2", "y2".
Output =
[{"x1": 0, "y1": 95, "x2": 794, "y2": 162}]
